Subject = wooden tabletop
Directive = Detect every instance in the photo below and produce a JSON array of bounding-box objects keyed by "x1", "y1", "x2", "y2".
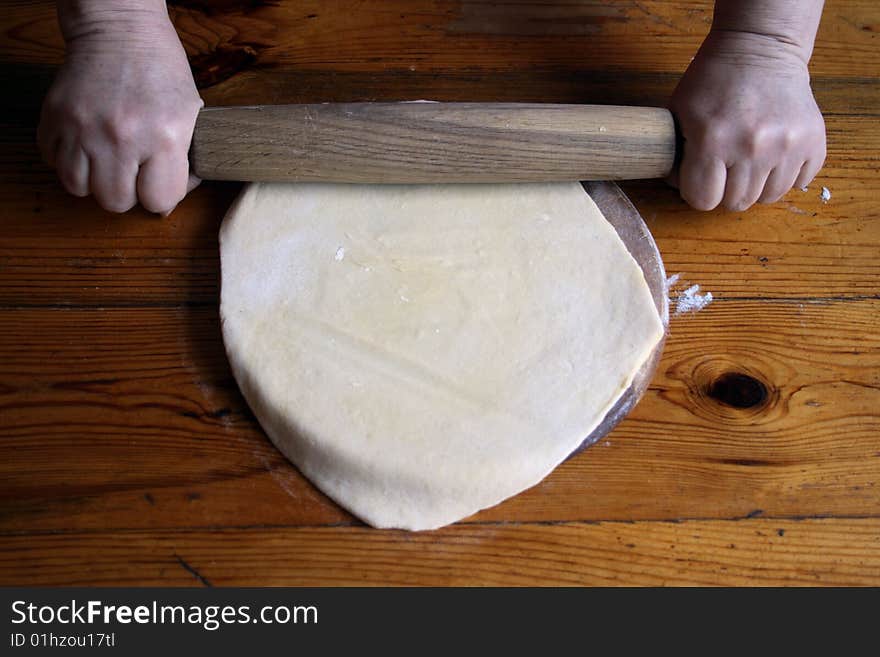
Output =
[{"x1": 1, "y1": 1, "x2": 878, "y2": 586}]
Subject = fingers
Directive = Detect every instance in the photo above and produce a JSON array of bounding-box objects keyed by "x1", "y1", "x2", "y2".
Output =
[
  {"x1": 759, "y1": 163, "x2": 801, "y2": 204},
  {"x1": 54, "y1": 139, "x2": 90, "y2": 197},
  {"x1": 795, "y1": 158, "x2": 824, "y2": 191},
  {"x1": 685, "y1": 136, "x2": 825, "y2": 211},
  {"x1": 50, "y1": 144, "x2": 194, "y2": 216},
  {"x1": 136, "y1": 150, "x2": 190, "y2": 215},
  {"x1": 186, "y1": 172, "x2": 201, "y2": 194},
  {"x1": 678, "y1": 149, "x2": 817, "y2": 211},
  {"x1": 722, "y1": 164, "x2": 771, "y2": 212},
  {"x1": 678, "y1": 153, "x2": 726, "y2": 211},
  {"x1": 89, "y1": 152, "x2": 139, "y2": 214}
]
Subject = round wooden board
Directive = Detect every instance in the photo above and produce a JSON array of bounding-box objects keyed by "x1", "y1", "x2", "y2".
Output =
[{"x1": 569, "y1": 181, "x2": 668, "y2": 457}]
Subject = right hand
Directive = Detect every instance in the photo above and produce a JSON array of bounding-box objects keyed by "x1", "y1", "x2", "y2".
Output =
[
  {"x1": 668, "y1": 30, "x2": 826, "y2": 212},
  {"x1": 37, "y1": 6, "x2": 203, "y2": 215}
]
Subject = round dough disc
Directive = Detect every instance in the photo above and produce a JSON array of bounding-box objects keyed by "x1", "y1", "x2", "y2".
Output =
[{"x1": 220, "y1": 182, "x2": 664, "y2": 530}]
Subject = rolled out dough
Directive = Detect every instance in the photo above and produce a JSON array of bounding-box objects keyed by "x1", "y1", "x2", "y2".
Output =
[{"x1": 220, "y1": 182, "x2": 664, "y2": 530}]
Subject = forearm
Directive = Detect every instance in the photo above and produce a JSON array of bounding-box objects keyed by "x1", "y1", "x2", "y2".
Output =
[{"x1": 711, "y1": 1, "x2": 824, "y2": 64}]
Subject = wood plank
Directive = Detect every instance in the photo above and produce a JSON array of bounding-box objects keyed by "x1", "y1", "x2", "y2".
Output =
[
  {"x1": 2, "y1": 107, "x2": 877, "y2": 305},
  {"x1": 2, "y1": 32, "x2": 875, "y2": 306},
  {"x1": 1, "y1": 166, "x2": 875, "y2": 305},
  {"x1": 2, "y1": 4, "x2": 875, "y2": 306},
  {"x1": 0, "y1": 305, "x2": 353, "y2": 528},
  {"x1": 1, "y1": 518, "x2": 877, "y2": 586},
  {"x1": 0, "y1": 0, "x2": 877, "y2": 589},
  {"x1": 198, "y1": 71, "x2": 880, "y2": 117},
  {"x1": 0, "y1": 182, "x2": 232, "y2": 307},
  {"x1": 4, "y1": 63, "x2": 877, "y2": 120},
  {"x1": 1, "y1": 299, "x2": 877, "y2": 531},
  {"x1": 2, "y1": 1, "x2": 876, "y2": 79}
]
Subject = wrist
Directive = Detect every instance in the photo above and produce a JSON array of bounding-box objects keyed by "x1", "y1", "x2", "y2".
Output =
[
  {"x1": 709, "y1": 0, "x2": 822, "y2": 66},
  {"x1": 699, "y1": 28, "x2": 812, "y2": 74},
  {"x1": 57, "y1": 0, "x2": 171, "y2": 46}
]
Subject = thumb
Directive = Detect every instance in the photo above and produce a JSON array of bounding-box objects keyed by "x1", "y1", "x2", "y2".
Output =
[
  {"x1": 187, "y1": 172, "x2": 201, "y2": 193},
  {"x1": 160, "y1": 174, "x2": 202, "y2": 217}
]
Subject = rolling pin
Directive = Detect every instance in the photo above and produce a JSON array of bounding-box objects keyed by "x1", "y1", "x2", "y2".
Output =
[{"x1": 190, "y1": 102, "x2": 676, "y2": 183}]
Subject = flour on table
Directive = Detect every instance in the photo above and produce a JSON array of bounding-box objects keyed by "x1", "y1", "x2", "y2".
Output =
[{"x1": 674, "y1": 284, "x2": 713, "y2": 315}]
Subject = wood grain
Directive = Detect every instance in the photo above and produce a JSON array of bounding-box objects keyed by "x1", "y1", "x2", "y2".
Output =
[
  {"x1": 1, "y1": 156, "x2": 877, "y2": 305},
  {"x1": 2, "y1": 106, "x2": 875, "y2": 304},
  {"x1": 3, "y1": 1, "x2": 876, "y2": 78},
  {"x1": 1, "y1": 0, "x2": 878, "y2": 586},
  {"x1": 191, "y1": 102, "x2": 676, "y2": 182},
  {"x1": 1, "y1": 519, "x2": 877, "y2": 586},
  {"x1": 1, "y1": 299, "x2": 876, "y2": 531}
]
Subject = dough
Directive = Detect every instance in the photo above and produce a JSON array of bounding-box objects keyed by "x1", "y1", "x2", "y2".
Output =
[{"x1": 220, "y1": 182, "x2": 664, "y2": 530}]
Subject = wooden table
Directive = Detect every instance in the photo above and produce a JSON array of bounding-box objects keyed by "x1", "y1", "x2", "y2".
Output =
[{"x1": 1, "y1": 1, "x2": 878, "y2": 586}]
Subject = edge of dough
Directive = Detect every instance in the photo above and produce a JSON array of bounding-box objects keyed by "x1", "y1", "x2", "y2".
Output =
[{"x1": 219, "y1": 182, "x2": 665, "y2": 531}]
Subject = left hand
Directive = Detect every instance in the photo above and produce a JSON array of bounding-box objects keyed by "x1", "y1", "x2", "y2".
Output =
[
  {"x1": 669, "y1": 30, "x2": 827, "y2": 212},
  {"x1": 36, "y1": 4, "x2": 202, "y2": 216}
]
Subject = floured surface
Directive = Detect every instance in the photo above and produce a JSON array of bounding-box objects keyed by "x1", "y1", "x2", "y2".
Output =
[{"x1": 220, "y1": 182, "x2": 664, "y2": 530}]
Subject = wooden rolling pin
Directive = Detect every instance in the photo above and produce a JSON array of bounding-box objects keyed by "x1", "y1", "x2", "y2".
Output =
[{"x1": 190, "y1": 102, "x2": 676, "y2": 183}]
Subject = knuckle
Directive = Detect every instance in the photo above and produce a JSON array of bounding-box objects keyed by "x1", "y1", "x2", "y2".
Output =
[
  {"x1": 740, "y1": 128, "x2": 767, "y2": 158},
  {"x1": 140, "y1": 181, "x2": 185, "y2": 214},
  {"x1": 139, "y1": 199, "x2": 161, "y2": 214},
  {"x1": 42, "y1": 95, "x2": 90, "y2": 136},
  {"x1": 99, "y1": 196, "x2": 136, "y2": 214},
  {"x1": 59, "y1": 172, "x2": 86, "y2": 197},
  {"x1": 94, "y1": 181, "x2": 137, "y2": 213},
  {"x1": 102, "y1": 111, "x2": 139, "y2": 145},
  {"x1": 67, "y1": 102, "x2": 91, "y2": 131},
  {"x1": 154, "y1": 126, "x2": 183, "y2": 153},
  {"x1": 139, "y1": 192, "x2": 173, "y2": 214},
  {"x1": 682, "y1": 190, "x2": 717, "y2": 212},
  {"x1": 700, "y1": 123, "x2": 729, "y2": 150},
  {"x1": 780, "y1": 129, "x2": 796, "y2": 151},
  {"x1": 678, "y1": 171, "x2": 717, "y2": 211},
  {"x1": 152, "y1": 119, "x2": 193, "y2": 154}
]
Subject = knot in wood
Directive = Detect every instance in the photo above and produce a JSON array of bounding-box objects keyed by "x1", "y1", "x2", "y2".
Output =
[{"x1": 706, "y1": 372, "x2": 769, "y2": 409}]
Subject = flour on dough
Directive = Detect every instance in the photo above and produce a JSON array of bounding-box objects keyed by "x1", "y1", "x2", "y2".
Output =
[{"x1": 220, "y1": 182, "x2": 664, "y2": 530}]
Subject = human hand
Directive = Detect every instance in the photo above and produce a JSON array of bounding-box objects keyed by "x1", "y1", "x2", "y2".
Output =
[
  {"x1": 37, "y1": 3, "x2": 203, "y2": 215},
  {"x1": 669, "y1": 30, "x2": 826, "y2": 211}
]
